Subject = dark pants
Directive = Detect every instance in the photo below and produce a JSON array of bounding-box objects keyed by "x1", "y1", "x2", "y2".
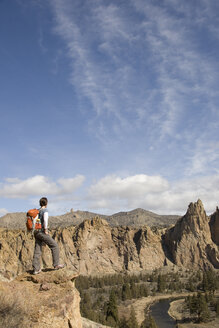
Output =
[{"x1": 32, "y1": 231, "x2": 59, "y2": 271}]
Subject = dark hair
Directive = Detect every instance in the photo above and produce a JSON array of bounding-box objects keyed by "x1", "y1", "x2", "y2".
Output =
[{"x1": 39, "y1": 197, "x2": 48, "y2": 207}]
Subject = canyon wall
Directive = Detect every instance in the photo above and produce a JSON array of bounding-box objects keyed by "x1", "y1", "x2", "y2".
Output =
[{"x1": 0, "y1": 200, "x2": 218, "y2": 281}]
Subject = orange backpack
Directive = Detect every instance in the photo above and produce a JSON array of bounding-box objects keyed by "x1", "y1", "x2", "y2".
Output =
[{"x1": 26, "y1": 209, "x2": 41, "y2": 231}]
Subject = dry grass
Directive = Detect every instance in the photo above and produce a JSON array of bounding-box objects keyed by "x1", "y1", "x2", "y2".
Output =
[{"x1": 0, "y1": 288, "x2": 30, "y2": 328}]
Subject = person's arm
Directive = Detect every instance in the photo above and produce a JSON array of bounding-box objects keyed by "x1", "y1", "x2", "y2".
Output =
[{"x1": 43, "y1": 211, "x2": 49, "y2": 234}]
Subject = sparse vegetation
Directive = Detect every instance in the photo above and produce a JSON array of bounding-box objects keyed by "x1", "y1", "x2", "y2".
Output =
[
  {"x1": 127, "y1": 306, "x2": 139, "y2": 328},
  {"x1": 0, "y1": 289, "x2": 29, "y2": 328},
  {"x1": 202, "y1": 269, "x2": 218, "y2": 293},
  {"x1": 76, "y1": 269, "x2": 219, "y2": 327},
  {"x1": 140, "y1": 314, "x2": 158, "y2": 328}
]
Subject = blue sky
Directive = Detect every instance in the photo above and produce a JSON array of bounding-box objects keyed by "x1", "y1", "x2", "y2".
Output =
[{"x1": 0, "y1": 0, "x2": 219, "y2": 216}]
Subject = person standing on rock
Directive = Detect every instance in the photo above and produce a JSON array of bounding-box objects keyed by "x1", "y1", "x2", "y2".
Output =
[{"x1": 32, "y1": 197, "x2": 64, "y2": 274}]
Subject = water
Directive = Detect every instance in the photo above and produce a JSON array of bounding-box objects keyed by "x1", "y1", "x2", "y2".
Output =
[{"x1": 150, "y1": 299, "x2": 176, "y2": 328}]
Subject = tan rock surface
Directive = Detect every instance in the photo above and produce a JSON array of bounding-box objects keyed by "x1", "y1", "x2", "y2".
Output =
[
  {"x1": 0, "y1": 217, "x2": 166, "y2": 279},
  {"x1": 0, "y1": 268, "x2": 82, "y2": 328},
  {"x1": 0, "y1": 201, "x2": 219, "y2": 280},
  {"x1": 164, "y1": 200, "x2": 219, "y2": 269}
]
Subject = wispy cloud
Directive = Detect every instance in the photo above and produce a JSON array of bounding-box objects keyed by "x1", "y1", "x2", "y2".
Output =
[
  {"x1": 48, "y1": 0, "x2": 219, "y2": 142},
  {"x1": 49, "y1": 0, "x2": 154, "y2": 140},
  {"x1": 185, "y1": 140, "x2": 219, "y2": 176},
  {"x1": 45, "y1": 0, "x2": 219, "y2": 183},
  {"x1": 38, "y1": 23, "x2": 48, "y2": 53},
  {"x1": 132, "y1": 0, "x2": 219, "y2": 138}
]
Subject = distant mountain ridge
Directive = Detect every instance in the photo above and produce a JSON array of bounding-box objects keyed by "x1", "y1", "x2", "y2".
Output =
[
  {"x1": 107, "y1": 208, "x2": 180, "y2": 227},
  {"x1": 0, "y1": 208, "x2": 180, "y2": 230}
]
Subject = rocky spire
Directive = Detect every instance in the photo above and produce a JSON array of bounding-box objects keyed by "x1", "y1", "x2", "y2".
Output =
[{"x1": 164, "y1": 200, "x2": 219, "y2": 269}]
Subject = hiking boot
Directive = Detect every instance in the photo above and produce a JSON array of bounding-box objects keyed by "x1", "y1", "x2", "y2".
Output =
[
  {"x1": 54, "y1": 264, "x2": 65, "y2": 270},
  {"x1": 33, "y1": 269, "x2": 41, "y2": 275}
]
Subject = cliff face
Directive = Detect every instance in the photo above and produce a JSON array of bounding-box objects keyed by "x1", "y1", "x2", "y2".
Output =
[
  {"x1": 111, "y1": 225, "x2": 165, "y2": 271},
  {"x1": 0, "y1": 269, "x2": 82, "y2": 328},
  {"x1": 164, "y1": 199, "x2": 219, "y2": 269},
  {"x1": 209, "y1": 207, "x2": 219, "y2": 246},
  {"x1": 40, "y1": 217, "x2": 166, "y2": 275},
  {"x1": 0, "y1": 200, "x2": 218, "y2": 281},
  {"x1": 0, "y1": 217, "x2": 166, "y2": 280}
]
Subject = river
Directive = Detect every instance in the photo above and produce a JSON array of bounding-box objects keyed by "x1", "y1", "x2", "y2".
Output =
[{"x1": 150, "y1": 299, "x2": 176, "y2": 328}]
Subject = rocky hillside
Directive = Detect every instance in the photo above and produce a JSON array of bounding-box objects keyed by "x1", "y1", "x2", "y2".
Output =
[
  {"x1": 106, "y1": 208, "x2": 180, "y2": 227},
  {"x1": 0, "y1": 208, "x2": 180, "y2": 230},
  {"x1": 0, "y1": 217, "x2": 166, "y2": 280},
  {"x1": 0, "y1": 200, "x2": 218, "y2": 281}
]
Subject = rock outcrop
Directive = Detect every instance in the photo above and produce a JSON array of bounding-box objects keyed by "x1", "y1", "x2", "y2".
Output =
[
  {"x1": 0, "y1": 217, "x2": 166, "y2": 280},
  {"x1": 209, "y1": 206, "x2": 219, "y2": 246},
  {"x1": 60, "y1": 217, "x2": 166, "y2": 275},
  {"x1": 164, "y1": 199, "x2": 219, "y2": 269},
  {"x1": 0, "y1": 200, "x2": 218, "y2": 281},
  {"x1": 111, "y1": 225, "x2": 165, "y2": 271},
  {"x1": 0, "y1": 268, "x2": 82, "y2": 328}
]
